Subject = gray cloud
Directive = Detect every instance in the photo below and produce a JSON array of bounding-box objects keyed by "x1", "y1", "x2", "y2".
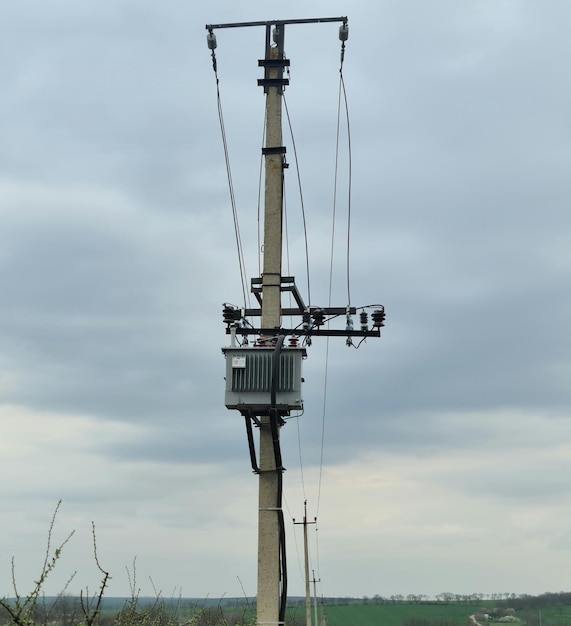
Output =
[{"x1": 2, "y1": 0, "x2": 571, "y2": 599}]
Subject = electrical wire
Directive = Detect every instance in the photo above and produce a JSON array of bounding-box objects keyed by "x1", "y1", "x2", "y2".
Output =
[
  {"x1": 316, "y1": 34, "x2": 354, "y2": 517},
  {"x1": 289, "y1": 515, "x2": 305, "y2": 586},
  {"x1": 209, "y1": 49, "x2": 250, "y2": 309},
  {"x1": 257, "y1": 111, "x2": 266, "y2": 278},
  {"x1": 339, "y1": 70, "x2": 353, "y2": 307},
  {"x1": 210, "y1": 23, "x2": 358, "y2": 609},
  {"x1": 314, "y1": 522, "x2": 322, "y2": 588},
  {"x1": 315, "y1": 338, "x2": 330, "y2": 520},
  {"x1": 283, "y1": 94, "x2": 312, "y2": 309},
  {"x1": 281, "y1": 92, "x2": 314, "y2": 516},
  {"x1": 269, "y1": 336, "x2": 287, "y2": 623},
  {"x1": 296, "y1": 414, "x2": 307, "y2": 501},
  {"x1": 282, "y1": 187, "x2": 299, "y2": 332},
  {"x1": 314, "y1": 69, "x2": 345, "y2": 517}
]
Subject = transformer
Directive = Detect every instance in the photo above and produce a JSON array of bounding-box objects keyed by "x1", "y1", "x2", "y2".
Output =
[{"x1": 222, "y1": 345, "x2": 306, "y2": 413}]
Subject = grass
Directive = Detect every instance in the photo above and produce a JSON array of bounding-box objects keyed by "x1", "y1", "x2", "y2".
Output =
[
  {"x1": 288, "y1": 603, "x2": 571, "y2": 626},
  {"x1": 287, "y1": 602, "x2": 475, "y2": 626}
]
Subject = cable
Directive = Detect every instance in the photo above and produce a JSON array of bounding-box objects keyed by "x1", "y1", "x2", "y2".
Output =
[
  {"x1": 269, "y1": 335, "x2": 287, "y2": 623},
  {"x1": 283, "y1": 189, "x2": 301, "y2": 333},
  {"x1": 257, "y1": 111, "x2": 266, "y2": 278},
  {"x1": 340, "y1": 70, "x2": 353, "y2": 307},
  {"x1": 244, "y1": 412, "x2": 260, "y2": 474},
  {"x1": 315, "y1": 82, "x2": 342, "y2": 518},
  {"x1": 315, "y1": 338, "x2": 330, "y2": 520},
  {"x1": 333, "y1": 66, "x2": 353, "y2": 308},
  {"x1": 283, "y1": 94, "x2": 312, "y2": 309},
  {"x1": 296, "y1": 414, "x2": 307, "y2": 501},
  {"x1": 314, "y1": 522, "x2": 322, "y2": 598},
  {"x1": 209, "y1": 41, "x2": 250, "y2": 309},
  {"x1": 316, "y1": 23, "x2": 353, "y2": 525}
]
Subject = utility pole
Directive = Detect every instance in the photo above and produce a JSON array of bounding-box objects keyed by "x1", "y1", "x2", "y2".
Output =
[
  {"x1": 210, "y1": 16, "x2": 385, "y2": 626},
  {"x1": 293, "y1": 501, "x2": 317, "y2": 626},
  {"x1": 311, "y1": 570, "x2": 320, "y2": 626},
  {"x1": 258, "y1": 24, "x2": 286, "y2": 626}
]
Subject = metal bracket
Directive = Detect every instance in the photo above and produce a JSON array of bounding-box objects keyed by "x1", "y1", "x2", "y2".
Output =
[
  {"x1": 250, "y1": 276, "x2": 306, "y2": 311},
  {"x1": 258, "y1": 58, "x2": 291, "y2": 69},
  {"x1": 257, "y1": 77, "x2": 289, "y2": 88},
  {"x1": 227, "y1": 327, "x2": 381, "y2": 338},
  {"x1": 262, "y1": 146, "x2": 287, "y2": 155}
]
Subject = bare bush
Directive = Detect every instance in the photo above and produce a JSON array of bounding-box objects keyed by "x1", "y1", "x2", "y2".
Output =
[{"x1": 0, "y1": 502, "x2": 108, "y2": 626}]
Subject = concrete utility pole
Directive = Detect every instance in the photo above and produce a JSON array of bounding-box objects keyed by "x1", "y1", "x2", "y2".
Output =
[
  {"x1": 211, "y1": 15, "x2": 385, "y2": 626},
  {"x1": 293, "y1": 501, "x2": 317, "y2": 626},
  {"x1": 312, "y1": 570, "x2": 320, "y2": 626},
  {"x1": 258, "y1": 28, "x2": 285, "y2": 626}
]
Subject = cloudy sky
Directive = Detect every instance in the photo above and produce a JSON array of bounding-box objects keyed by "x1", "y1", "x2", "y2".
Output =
[{"x1": 2, "y1": 0, "x2": 571, "y2": 603}]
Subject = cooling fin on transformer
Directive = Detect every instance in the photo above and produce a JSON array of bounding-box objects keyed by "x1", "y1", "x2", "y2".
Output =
[{"x1": 222, "y1": 346, "x2": 306, "y2": 414}]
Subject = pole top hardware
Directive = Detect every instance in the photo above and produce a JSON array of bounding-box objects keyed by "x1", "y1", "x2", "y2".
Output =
[
  {"x1": 223, "y1": 277, "x2": 384, "y2": 340},
  {"x1": 258, "y1": 77, "x2": 289, "y2": 89},
  {"x1": 259, "y1": 58, "x2": 291, "y2": 68},
  {"x1": 261, "y1": 146, "x2": 287, "y2": 155},
  {"x1": 205, "y1": 17, "x2": 348, "y2": 31}
]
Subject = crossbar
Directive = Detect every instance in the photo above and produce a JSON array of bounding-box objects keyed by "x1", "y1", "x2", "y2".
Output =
[{"x1": 206, "y1": 17, "x2": 347, "y2": 30}]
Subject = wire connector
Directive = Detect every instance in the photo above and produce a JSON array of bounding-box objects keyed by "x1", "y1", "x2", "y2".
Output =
[
  {"x1": 206, "y1": 27, "x2": 218, "y2": 74},
  {"x1": 339, "y1": 21, "x2": 348, "y2": 67}
]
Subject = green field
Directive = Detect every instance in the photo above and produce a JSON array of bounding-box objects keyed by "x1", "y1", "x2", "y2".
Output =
[
  {"x1": 8, "y1": 596, "x2": 571, "y2": 626},
  {"x1": 287, "y1": 602, "x2": 475, "y2": 626},
  {"x1": 134, "y1": 600, "x2": 571, "y2": 626},
  {"x1": 285, "y1": 603, "x2": 571, "y2": 626},
  {"x1": 517, "y1": 606, "x2": 571, "y2": 626}
]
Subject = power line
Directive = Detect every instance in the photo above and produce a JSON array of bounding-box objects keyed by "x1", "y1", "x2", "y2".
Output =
[
  {"x1": 208, "y1": 43, "x2": 250, "y2": 309},
  {"x1": 283, "y1": 94, "x2": 312, "y2": 310},
  {"x1": 339, "y1": 70, "x2": 353, "y2": 307},
  {"x1": 257, "y1": 112, "x2": 266, "y2": 278}
]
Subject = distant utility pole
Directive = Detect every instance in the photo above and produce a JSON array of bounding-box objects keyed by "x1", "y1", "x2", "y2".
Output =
[
  {"x1": 208, "y1": 15, "x2": 385, "y2": 626},
  {"x1": 293, "y1": 501, "x2": 317, "y2": 626},
  {"x1": 311, "y1": 570, "x2": 320, "y2": 626}
]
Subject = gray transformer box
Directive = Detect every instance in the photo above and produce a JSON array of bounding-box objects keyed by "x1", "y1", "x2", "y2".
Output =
[{"x1": 222, "y1": 345, "x2": 306, "y2": 413}]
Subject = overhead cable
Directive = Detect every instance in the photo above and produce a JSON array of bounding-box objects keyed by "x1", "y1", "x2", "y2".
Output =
[{"x1": 207, "y1": 30, "x2": 250, "y2": 309}]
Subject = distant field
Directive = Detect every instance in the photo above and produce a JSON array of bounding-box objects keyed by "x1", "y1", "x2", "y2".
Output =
[
  {"x1": 518, "y1": 605, "x2": 571, "y2": 626},
  {"x1": 288, "y1": 602, "x2": 476, "y2": 626},
  {"x1": 44, "y1": 597, "x2": 571, "y2": 626},
  {"x1": 294, "y1": 603, "x2": 571, "y2": 626}
]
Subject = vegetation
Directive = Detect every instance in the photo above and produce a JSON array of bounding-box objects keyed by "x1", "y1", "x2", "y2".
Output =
[
  {"x1": 318, "y1": 601, "x2": 476, "y2": 626},
  {"x1": 3, "y1": 503, "x2": 571, "y2": 626},
  {"x1": 0, "y1": 502, "x2": 109, "y2": 626}
]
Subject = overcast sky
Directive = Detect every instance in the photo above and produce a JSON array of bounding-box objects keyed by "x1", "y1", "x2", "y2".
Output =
[{"x1": 1, "y1": 0, "x2": 571, "y2": 603}]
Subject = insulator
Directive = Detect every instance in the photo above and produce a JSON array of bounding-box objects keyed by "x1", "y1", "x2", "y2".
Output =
[
  {"x1": 272, "y1": 26, "x2": 280, "y2": 45},
  {"x1": 372, "y1": 308, "x2": 386, "y2": 328},
  {"x1": 223, "y1": 304, "x2": 240, "y2": 325},
  {"x1": 360, "y1": 311, "x2": 368, "y2": 331},
  {"x1": 312, "y1": 308, "x2": 325, "y2": 327},
  {"x1": 302, "y1": 310, "x2": 311, "y2": 331},
  {"x1": 346, "y1": 305, "x2": 354, "y2": 332},
  {"x1": 207, "y1": 31, "x2": 217, "y2": 50},
  {"x1": 288, "y1": 335, "x2": 299, "y2": 347},
  {"x1": 339, "y1": 23, "x2": 349, "y2": 41}
]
